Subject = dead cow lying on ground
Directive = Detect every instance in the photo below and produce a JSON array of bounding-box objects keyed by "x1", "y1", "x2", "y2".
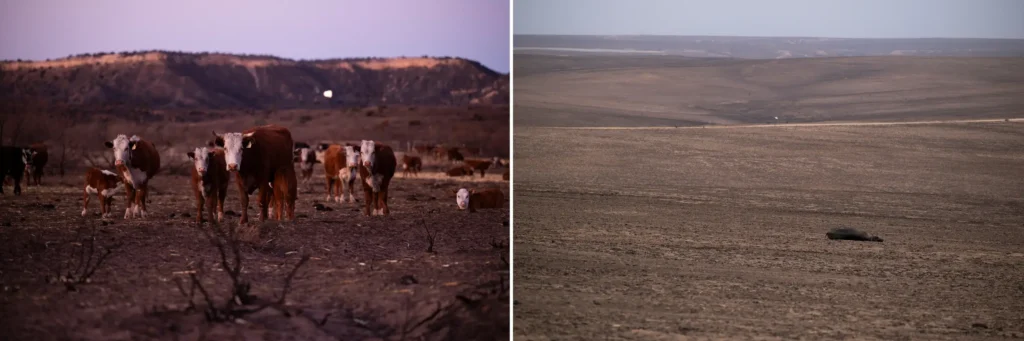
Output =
[
  {"x1": 454, "y1": 188, "x2": 504, "y2": 213},
  {"x1": 81, "y1": 167, "x2": 123, "y2": 218},
  {"x1": 188, "y1": 147, "x2": 230, "y2": 224}
]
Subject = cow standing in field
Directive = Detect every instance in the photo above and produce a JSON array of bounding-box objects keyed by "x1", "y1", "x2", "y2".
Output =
[
  {"x1": 401, "y1": 155, "x2": 422, "y2": 177},
  {"x1": 214, "y1": 125, "x2": 296, "y2": 223},
  {"x1": 446, "y1": 165, "x2": 474, "y2": 177},
  {"x1": 187, "y1": 147, "x2": 230, "y2": 224},
  {"x1": 454, "y1": 188, "x2": 504, "y2": 213},
  {"x1": 22, "y1": 143, "x2": 48, "y2": 186},
  {"x1": 293, "y1": 142, "x2": 318, "y2": 184},
  {"x1": 358, "y1": 140, "x2": 396, "y2": 216},
  {"x1": 446, "y1": 148, "x2": 464, "y2": 162},
  {"x1": 318, "y1": 143, "x2": 360, "y2": 203},
  {"x1": 81, "y1": 167, "x2": 123, "y2": 218},
  {"x1": 1, "y1": 146, "x2": 27, "y2": 195},
  {"x1": 463, "y1": 159, "x2": 492, "y2": 178},
  {"x1": 105, "y1": 135, "x2": 160, "y2": 218}
]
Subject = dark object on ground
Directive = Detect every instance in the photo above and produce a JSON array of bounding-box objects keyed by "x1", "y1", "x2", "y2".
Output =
[
  {"x1": 313, "y1": 203, "x2": 332, "y2": 211},
  {"x1": 826, "y1": 228, "x2": 883, "y2": 242},
  {"x1": 400, "y1": 275, "x2": 418, "y2": 285}
]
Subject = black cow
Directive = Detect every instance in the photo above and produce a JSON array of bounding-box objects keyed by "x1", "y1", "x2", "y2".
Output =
[{"x1": 1, "y1": 146, "x2": 27, "y2": 195}]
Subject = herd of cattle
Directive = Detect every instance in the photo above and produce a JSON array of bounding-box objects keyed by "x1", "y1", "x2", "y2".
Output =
[{"x1": 0, "y1": 124, "x2": 509, "y2": 224}]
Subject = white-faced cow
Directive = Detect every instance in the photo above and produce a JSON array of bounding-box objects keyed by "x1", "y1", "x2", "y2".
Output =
[
  {"x1": 214, "y1": 125, "x2": 296, "y2": 223},
  {"x1": 453, "y1": 188, "x2": 504, "y2": 213},
  {"x1": 81, "y1": 167, "x2": 123, "y2": 218},
  {"x1": 318, "y1": 143, "x2": 360, "y2": 203},
  {"x1": 23, "y1": 143, "x2": 48, "y2": 186},
  {"x1": 187, "y1": 147, "x2": 230, "y2": 224},
  {"x1": 0, "y1": 146, "x2": 26, "y2": 195},
  {"x1": 293, "y1": 142, "x2": 318, "y2": 184},
  {"x1": 105, "y1": 135, "x2": 161, "y2": 219},
  {"x1": 358, "y1": 140, "x2": 396, "y2": 216}
]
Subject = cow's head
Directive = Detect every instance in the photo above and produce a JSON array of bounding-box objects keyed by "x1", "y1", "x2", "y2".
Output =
[
  {"x1": 213, "y1": 131, "x2": 252, "y2": 171},
  {"x1": 186, "y1": 147, "x2": 214, "y2": 176},
  {"x1": 360, "y1": 140, "x2": 376, "y2": 169},
  {"x1": 454, "y1": 188, "x2": 471, "y2": 210},
  {"x1": 104, "y1": 134, "x2": 139, "y2": 167},
  {"x1": 344, "y1": 145, "x2": 360, "y2": 168},
  {"x1": 21, "y1": 148, "x2": 32, "y2": 170},
  {"x1": 293, "y1": 142, "x2": 315, "y2": 167}
]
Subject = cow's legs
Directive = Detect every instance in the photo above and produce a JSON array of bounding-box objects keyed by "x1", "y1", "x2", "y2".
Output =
[
  {"x1": 237, "y1": 179, "x2": 250, "y2": 225},
  {"x1": 325, "y1": 177, "x2": 335, "y2": 202},
  {"x1": 217, "y1": 189, "x2": 226, "y2": 222},
  {"x1": 362, "y1": 189, "x2": 373, "y2": 216},
  {"x1": 479, "y1": 169, "x2": 486, "y2": 178},
  {"x1": 136, "y1": 186, "x2": 148, "y2": 218},
  {"x1": 82, "y1": 188, "x2": 90, "y2": 217},
  {"x1": 196, "y1": 193, "x2": 206, "y2": 224},
  {"x1": 258, "y1": 185, "x2": 272, "y2": 222},
  {"x1": 123, "y1": 186, "x2": 137, "y2": 219},
  {"x1": 379, "y1": 189, "x2": 390, "y2": 216}
]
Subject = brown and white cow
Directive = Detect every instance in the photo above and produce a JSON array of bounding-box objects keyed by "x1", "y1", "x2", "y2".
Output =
[
  {"x1": 214, "y1": 125, "x2": 296, "y2": 223},
  {"x1": 463, "y1": 159, "x2": 492, "y2": 178},
  {"x1": 105, "y1": 135, "x2": 161, "y2": 219},
  {"x1": 446, "y1": 165, "x2": 474, "y2": 177},
  {"x1": 453, "y1": 188, "x2": 504, "y2": 213},
  {"x1": 401, "y1": 155, "x2": 422, "y2": 177},
  {"x1": 81, "y1": 167, "x2": 123, "y2": 218},
  {"x1": 187, "y1": 147, "x2": 230, "y2": 224},
  {"x1": 358, "y1": 140, "x2": 396, "y2": 216},
  {"x1": 318, "y1": 143, "x2": 360, "y2": 203},
  {"x1": 293, "y1": 142, "x2": 318, "y2": 184},
  {"x1": 23, "y1": 143, "x2": 48, "y2": 186}
]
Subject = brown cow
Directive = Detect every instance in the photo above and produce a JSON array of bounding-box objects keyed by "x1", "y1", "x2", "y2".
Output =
[
  {"x1": 358, "y1": 140, "x2": 396, "y2": 216},
  {"x1": 214, "y1": 125, "x2": 296, "y2": 224},
  {"x1": 446, "y1": 165, "x2": 474, "y2": 177},
  {"x1": 463, "y1": 159, "x2": 492, "y2": 178},
  {"x1": 23, "y1": 143, "x2": 48, "y2": 186},
  {"x1": 446, "y1": 147, "x2": 464, "y2": 162},
  {"x1": 401, "y1": 155, "x2": 422, "y2": 177},
  {"x1": 81, "y1": 167, "x2": 123, "y2": 218},
  {"x1": 318, "y1": 143, "x2": 360, "y2": 203},
  {"x1": 502, "y1": 170, "x2": 509, "y2": 181},
  {"x1": 187, "y1": 147, "x2": 230, "y2": 224},
  {"x1": 453, "y1": 188, "x2": 504, "y2": 213},
  {"x1": 293, "y1": 142, "x2": 318, "y2": 184},
  {"x1": 105, "y1": 135, "x2": 161, "y2": 219}
]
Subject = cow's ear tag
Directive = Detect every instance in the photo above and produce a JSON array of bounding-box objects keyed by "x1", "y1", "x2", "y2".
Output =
[{"x1": 245, "y1": 140, "x2": 253, "y2": 149}]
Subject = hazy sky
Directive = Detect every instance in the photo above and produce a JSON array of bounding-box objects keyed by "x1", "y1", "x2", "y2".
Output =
[
  {"x1": 515, "y1": 0, "x2": 1024, "y2": 39},
  {"x1": 0, "y1": 0, "x2": 510, "y2": 72}
]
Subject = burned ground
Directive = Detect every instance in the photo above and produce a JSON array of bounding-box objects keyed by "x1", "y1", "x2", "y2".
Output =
[{"x1": 0, "y1": 164, "x2": 510, "y2": 340}]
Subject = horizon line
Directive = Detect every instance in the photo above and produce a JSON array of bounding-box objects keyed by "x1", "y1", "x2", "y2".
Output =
[{"x1": 514, "y1": 33, "x2": 1024, "y2": 41}]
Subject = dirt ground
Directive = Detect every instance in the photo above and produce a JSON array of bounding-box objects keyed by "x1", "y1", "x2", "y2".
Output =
[
  {"x1": 0, "y1": 160, "x2": 510, "y2": 340},
  {"x1": 513, "y1": 122, "x2": 1024, "y2": 340}
]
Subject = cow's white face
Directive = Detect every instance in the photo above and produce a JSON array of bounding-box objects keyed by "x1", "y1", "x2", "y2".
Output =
[
  {"x1": 360, "y1": 140, "x2": 376, "y2": 169},
  {"x1": 344, "y1": 146, "x2": 359, "y2": 168},
  {"x1": 107, "y1": 134, "x2": 134, "y2": 167},
  {"x1": 456, "y1": 188, "x2": 470, "y2": 210},
  {"x1": 188, "y1": 147, "x2": 213, "y2": 176},
  {"x1": 218, "y1": 132, "x2": 252, "y2": 171},
  {"x1": 21, "y1": 149, "x2": 32, "y2": 170},
  {"x1": 297, "y1": 147, "x2": 313, "y2": 170}
]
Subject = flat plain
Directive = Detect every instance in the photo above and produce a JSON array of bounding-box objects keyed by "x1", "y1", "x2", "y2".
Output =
[{"x1": 513, "y1": 50, "x2": 1024, "y2": 340}]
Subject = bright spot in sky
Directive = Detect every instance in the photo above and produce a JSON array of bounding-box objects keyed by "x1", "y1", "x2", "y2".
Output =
[{"x1": 323, "y1": 90, "x2": 333, "y2": 98}]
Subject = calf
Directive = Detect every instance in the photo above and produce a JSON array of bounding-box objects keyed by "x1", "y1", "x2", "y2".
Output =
[
  {"x1": 401, "y1": 155, "x2": 422, "y2": 177},
  {"x1": 0, "y1": 146, "x2": 26, "y2": 195},
  {"x1": 318, "y1": 143, "x2": 360, "y2": 203},
  {"x1": 188, "y1": 147, "x2": 230, "y2": 224},
  {"x1": 453, "y1": 188, "x2": 504, "y2": 213},
  {"x1": 463, "y1": 159, "x2": 492, "y2": 178},
  {"x1": 82, "y1": 167, "x2": 123, "y2": 218},
  {"x1": 446, "y1": 165, "x2": 474, "y2": 177},
  {"x1": 214, "y1": 125, "x2": 296, "y2": 224},
  {"x1": 105, "y1": 135, "x2": 161, "y2": 219},
  {"x1": 358, "y1": 140, "x2": 396, "y2": 216},
  {"x1": 293, "y1": 142, "x2": 318, "y2": 184},
  {"x1": 22, "y1": 143, "x2": 48, "y2": 186}
]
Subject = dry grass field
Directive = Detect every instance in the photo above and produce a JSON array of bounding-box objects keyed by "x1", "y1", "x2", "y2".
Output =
[
  {"x1": 0, "y1": 150, "x2": 509, "y2": 340},
  {"x1": 513, "y1": 51, "x2": 1024, "y2": 340}
]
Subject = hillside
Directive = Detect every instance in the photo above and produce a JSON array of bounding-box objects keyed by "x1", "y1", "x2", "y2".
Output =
[
  {"x1": 515, "y1": 35, "x2": 1024, "y2": 59},
  {"x1": 0, "y1": 51, "x2": 509, "y2": 109},
  {"x1": 515, "y1": 53, "x2": 1024, "y2": 127}
]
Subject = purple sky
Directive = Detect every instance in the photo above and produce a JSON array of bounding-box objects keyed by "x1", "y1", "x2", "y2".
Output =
[{"x1": 0, "y1": 0, "x2": 510, "y2": 73}]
